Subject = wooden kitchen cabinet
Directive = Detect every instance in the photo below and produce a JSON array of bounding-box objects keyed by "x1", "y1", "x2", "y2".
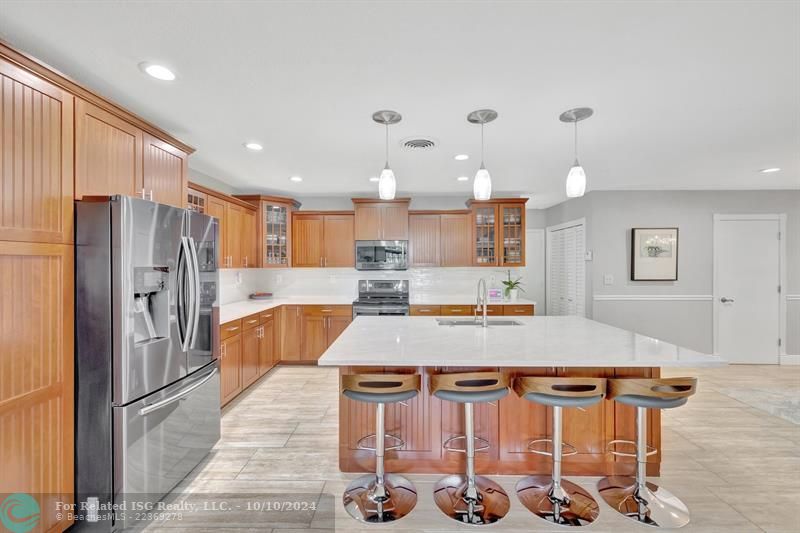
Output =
[
  {"x1": 242, "y1": 208, "x2": 257, "y2": 268},
  {"x1": 408, "y1": 210, "x2": 472, "y2": 267},
  {"x1": 241, "y1": 324, "x2": 261, "y2": 389},
  {"x1": 440, "y1": 212, "x2": 472, "y2": 266},
  {"x1": 353, "y1": 198, "x2": 410, "y2": 240},
  {"x1": 235, "y1": 195, "x2": 300, "y2": 268},
  {"x1": 142, "y1": 132, "x2": 188, "y2": 208},
  {"x1": 259, "y1": 312, "x2": 276, "y2": 375},
  {"x1": 206, "y1": 194, "x2": 226, "y2": 262},
  {"x1": 440, "y1": 305, "x2": 472, "y2": 316},
  {"x1": 75, "y1": 98, "x2": 142, "y2": 200},
  {"x1": 292, "y1": 212, "x2": 354, "y2": 267},
  {"x1": 279, "y1": 305, "x2": 303, "y2": 361},
  {"x1": 187, "y1": 187, "x2": 207, "y2": 213},
  {"x1": 468, "y1": 198, "x2": 527, "y2": 266},
  {"x1": 301, "y1": 305, "x2": 353, "y2": 361},
  {"x1": 225, "y1": 203, "x2": 244, "y2": 268},
  {"x1": 503, "y1": 304, "x2": 535, "y2": 316},
  {"x1": 0, "y1": 60, "x2": 75, "y2": 244},
  {"x1": 220, "y1": 330, "x2": 243, "y2": 406},
  {"x1": 409, "y1": 213, "x2": 441, "y2": 266}
]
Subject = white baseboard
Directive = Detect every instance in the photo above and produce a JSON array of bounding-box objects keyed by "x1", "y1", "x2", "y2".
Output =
[{"x1": 780, "y1": 354, "x2": 800, "y2": 365}]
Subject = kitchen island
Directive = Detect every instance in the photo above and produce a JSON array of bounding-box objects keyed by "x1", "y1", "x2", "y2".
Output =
[{"x1": 318, "y1": 315, "x2": 723, "y2": 476}]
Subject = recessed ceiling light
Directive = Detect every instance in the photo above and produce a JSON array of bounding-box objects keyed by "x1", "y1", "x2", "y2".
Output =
[
  {"x1": 243, "y1": 142, "x2": 263, "y2": 151},
  {"x1": 139, "y1": 62, "x2": 176, "y2": 81},
  {"x1": 454, "y1": 154, "x2": 469, "y2": 161},
  {"x1": 369, "y1": 176, "x2": 379, "y2": 182},
  {"x1": 289, "y1": 176, "x2": 303, "y2": 182},
  {"x1": 760, "y1": 167, "x2": 781, "y2": 173},
  {"x1": 456, "y1": 176, "x2": 469, "y2": 182}
]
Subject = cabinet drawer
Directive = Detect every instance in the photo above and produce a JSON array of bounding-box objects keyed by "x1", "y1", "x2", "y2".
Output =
[
  {"x1": 503, "y1": 304, "x2": 535, "y2": 316},
  {"x1": 241, "y1": 312, "x2": 261, "y2": 330},
  {"x1": 484, "y1": 305, "x2": 504, "y2": 315},
  {"x1": 259, "y1": 309, "x2": 276, "y2": 323},
  {"x1": 440, "y1": 305, "x2": 473, "y2": 316},
  {"x1": 303, "y1": 304, "x2": 352, "y2": 317},
  {"x1": 410, "y1": 305, "x2": 441, "y2": 316},
  {"x1": 220, "y1": 319, "x2": 242, "y2": 340}
]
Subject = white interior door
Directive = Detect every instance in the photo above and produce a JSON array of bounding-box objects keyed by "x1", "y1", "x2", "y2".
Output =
[
  {"x1": 714, "y1": 216, "x2": 782, "y2": 364},
  {"x1": 547, "y1": 220, "x2": 586, "y2": 317}
]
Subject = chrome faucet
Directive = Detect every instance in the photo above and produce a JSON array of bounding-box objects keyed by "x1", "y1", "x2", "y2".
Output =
[{"x1": 476, "y1": 278, "x2": 488, "y2": 328}]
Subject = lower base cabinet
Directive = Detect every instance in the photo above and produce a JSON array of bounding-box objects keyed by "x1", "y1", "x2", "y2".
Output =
[
  {"x1": 301, "y1": 306, "x2": 353, "y2": 361},
  {"x1": 220, "y1": 332, "x2": 242, "y2": 405}
]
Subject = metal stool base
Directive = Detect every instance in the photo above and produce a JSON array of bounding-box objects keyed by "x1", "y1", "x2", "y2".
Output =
[
  {"x1": 432, "y1": 474, "x2": 510, "y2": 525},
  {"x1": 343, "y1": 473, "x2": 417, "y2": 523},
  {"x1": 516, "y1": 475, "x2": 599, "y2": 526},
  {"x1": 598, "y1": 476, "x2": 690, "y2": 528}
]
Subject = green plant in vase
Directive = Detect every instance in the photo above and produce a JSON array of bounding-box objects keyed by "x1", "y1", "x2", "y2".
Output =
[{"x1": 501, "y1": 270, "x2": 524, "y2": 301}]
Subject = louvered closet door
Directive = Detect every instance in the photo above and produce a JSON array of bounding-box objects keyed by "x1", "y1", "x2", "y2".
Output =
[{"x1": 548, "y1": 223, "x2": 585, "y2": 317}]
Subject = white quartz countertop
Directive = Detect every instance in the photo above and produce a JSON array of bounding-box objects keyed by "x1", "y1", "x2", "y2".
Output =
[
  {"x1": 318, "y1": 315, "x2": 725, "y2": 368},
  {"x1": 218, "y1": 295, "x2": 537, "y2": 323}
]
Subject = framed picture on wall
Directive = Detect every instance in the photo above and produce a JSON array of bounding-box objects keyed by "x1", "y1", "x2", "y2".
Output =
[{"x1": 631, "y1": 228, "x2": 679, "y2": 281}]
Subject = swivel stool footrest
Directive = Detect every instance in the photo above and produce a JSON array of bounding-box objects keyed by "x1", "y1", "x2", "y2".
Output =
[
  {"x1": 343, "y1": 402, "x2": 417, "y2": 523},
  {"x1": 598, "y1": 405, "x2": 690, "y2": 528},
  {"x1": 515, "y1": 405, "x2": 600, "y2": 526}
]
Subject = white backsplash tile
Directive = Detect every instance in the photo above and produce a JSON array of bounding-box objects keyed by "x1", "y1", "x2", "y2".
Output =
[{"x1": 218, "y1": 267, "x2": 523, "y2": 304}]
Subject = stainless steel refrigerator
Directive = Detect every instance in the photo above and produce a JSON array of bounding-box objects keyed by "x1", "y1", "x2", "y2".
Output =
[{"x1": 75, "y1": 195, "x2": 221, "y2": 530}]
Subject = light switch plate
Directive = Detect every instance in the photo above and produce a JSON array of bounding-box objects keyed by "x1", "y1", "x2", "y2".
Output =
[
  {"x1": 604, "y1": 274, "x2": 614, "y2": 285},
  {"x1": 584, "y1": 250, "x2": 593, "y2": 261}
]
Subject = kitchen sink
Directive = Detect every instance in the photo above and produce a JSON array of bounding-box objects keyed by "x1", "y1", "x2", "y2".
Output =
[{"x1": 436, "y1": 319, "x2": 523, "y2": 326}]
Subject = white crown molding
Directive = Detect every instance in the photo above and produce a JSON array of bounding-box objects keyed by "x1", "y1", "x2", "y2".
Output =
[{"x1": 593, "y1": 294, "x2": 713, "y2": 301}]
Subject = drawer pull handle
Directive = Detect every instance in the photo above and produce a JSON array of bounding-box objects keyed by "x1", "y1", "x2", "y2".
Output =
[
  {"x1": 227, "y1": 326, "x2": 240, "y2": 332},
  {"x1": 262, "y1": 314, "x2": 273, "y2": 319},
  {"x1": 321, "y1": 309, "x2": 332, "y2": 312},
  {"x1": 246, "y1": 319, "x2": 258, "y2": 324}
]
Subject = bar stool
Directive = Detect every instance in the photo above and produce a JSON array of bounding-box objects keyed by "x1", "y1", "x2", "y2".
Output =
[
  {"x1": 341, "y1": 373, "x2": 421, "y2": 523},
  {"x1": 513, "y1": 376, "x2": 606, "y2": 526},
  {"x1": 598, "y1": 377, "x2": 698, "y2": 528},
  {"x1": 431, "y1": 371, "x2": 511, "y2": 525}
]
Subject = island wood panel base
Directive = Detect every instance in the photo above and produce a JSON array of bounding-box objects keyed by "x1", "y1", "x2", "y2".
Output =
[{"x1": 339, "y1": 366, "x2": 660, "y2": 476}]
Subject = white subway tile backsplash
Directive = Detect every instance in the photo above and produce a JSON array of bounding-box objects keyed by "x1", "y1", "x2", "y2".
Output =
[{"x1": 218, "y1": 267, "x2": 523, "y2": 304}]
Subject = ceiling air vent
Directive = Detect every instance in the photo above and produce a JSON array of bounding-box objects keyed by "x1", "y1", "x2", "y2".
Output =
[{"x1": 400, "y1": 137, "x2": 437, "y2": 151}]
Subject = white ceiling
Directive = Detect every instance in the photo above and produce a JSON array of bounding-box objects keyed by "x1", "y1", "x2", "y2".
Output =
[{"x1": 2, "y1": 1, "x2": 798, "y2": 208}]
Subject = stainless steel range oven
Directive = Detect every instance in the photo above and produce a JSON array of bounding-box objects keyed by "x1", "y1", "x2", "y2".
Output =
[
  {"x1": 352, "y1": 280, "x2": 410, "y2": 318},
  {"x1": 355, "y1": 240, "x2": 408, "y2": 270}
]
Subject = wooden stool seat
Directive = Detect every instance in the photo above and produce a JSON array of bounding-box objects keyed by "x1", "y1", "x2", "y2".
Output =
[
  {"x1": 514, "y1": 377, "x2": 606, "y2": 408},
  {"x1": 430, "y1": 371, "x2": 510, "y2": 403},
  {"x1": 607, "y1": 377, "x2": 696, "y2": 409},
  {"x1": 342, "y1": 373, "x2": 420, "y2": 404}
]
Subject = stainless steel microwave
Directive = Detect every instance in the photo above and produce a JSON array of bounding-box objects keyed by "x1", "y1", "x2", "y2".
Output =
[{"x1": 355, "y1": 240, "x2": 408, "y2": 270}]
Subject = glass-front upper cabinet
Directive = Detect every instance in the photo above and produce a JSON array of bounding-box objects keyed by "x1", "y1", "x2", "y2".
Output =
[
  {"x1": 233, "y1": 194, "x2": 301, "y2": 268},
  {"x1": 264, "y1": 203, "x2": 289, "y2": 266},
  {"x1": 468, "y1": 198, "x2": 527, "y2": 266}
]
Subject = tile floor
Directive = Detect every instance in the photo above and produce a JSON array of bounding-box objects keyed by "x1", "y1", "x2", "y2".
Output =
[{"x1": 147, "y1": 364, "x2": 800, "y2": 532}]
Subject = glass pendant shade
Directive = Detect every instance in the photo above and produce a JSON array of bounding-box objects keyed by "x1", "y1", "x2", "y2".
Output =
[
  {"x1": 378, "y1": 165, "x2": 396, "y2": 200},
  {"x1": 565, "y1": 162, "x2": 586, "y2": 198},
  {"x1": 473, "y1": 165, "x2": 492, "y2": 201}
]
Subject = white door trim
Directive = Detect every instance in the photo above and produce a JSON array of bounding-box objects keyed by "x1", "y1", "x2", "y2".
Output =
[
  {"x1": 546, "y1": 217, "x2": 586, "y2": 317},
  {"x1": 712, "y1": 213, "x2": 787, "y2": 357}
]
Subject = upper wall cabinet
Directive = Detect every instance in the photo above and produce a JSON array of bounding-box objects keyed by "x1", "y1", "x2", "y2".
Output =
[
  {"x1": 292, "y1": 212, "x2": 354, "y2": 268},
  {"x1": 75, "y1": 98, "x2": 142, "y2": 200},
  {"x1": 408, "y1": 211, "x2": 472, "y2": 267},
  {"x1": 235, "y1": 195, "x2": 300, "y2": 268},
  {"x1": 0, "y1": 60, "x2": 74, "y2": 244},
  {"x1": 353, "y1": 198, "x2": 410, "y2": 240},
  {"x1": 467, "y1": 198, "x2": 527, "y2": 267},
  {"x1": 142, "y1": 133, "x2": 188, "y2": 208}
]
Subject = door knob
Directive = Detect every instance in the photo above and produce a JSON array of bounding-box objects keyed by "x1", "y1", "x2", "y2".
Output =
[{"x1": 720, "y1": 297, "x2": 735, "y2": 303}]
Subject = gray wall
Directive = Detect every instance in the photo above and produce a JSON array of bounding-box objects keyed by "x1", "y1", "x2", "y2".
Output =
[
  {"x1": 546, "y1": 190, "x2": 800, "y2": 354},
  {"x1": 188, "y1": 168, "x2": 236, "y2": 195}
]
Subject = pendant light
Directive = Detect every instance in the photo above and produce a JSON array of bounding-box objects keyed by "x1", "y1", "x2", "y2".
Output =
[
  {"x1": 372, "y1": 110, "x2": 402, "y2": 200},
  {"x1": 559, "y1": 107, "x2": 593, "y2": 198},
  {"x1": 467, "y1": 109, "x2": 498, "y2": 201}
]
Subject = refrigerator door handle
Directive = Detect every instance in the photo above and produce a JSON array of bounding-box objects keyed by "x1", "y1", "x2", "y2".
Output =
[
  {"x1": 138, "y1": 367, "x2": 218, "y2": 416},
  {"x1": 179, "y1": 236, "x2": 195, "y2": 352},
  {"x1": 187, "y1": 236, "x2": 202, "y2": 349}
]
